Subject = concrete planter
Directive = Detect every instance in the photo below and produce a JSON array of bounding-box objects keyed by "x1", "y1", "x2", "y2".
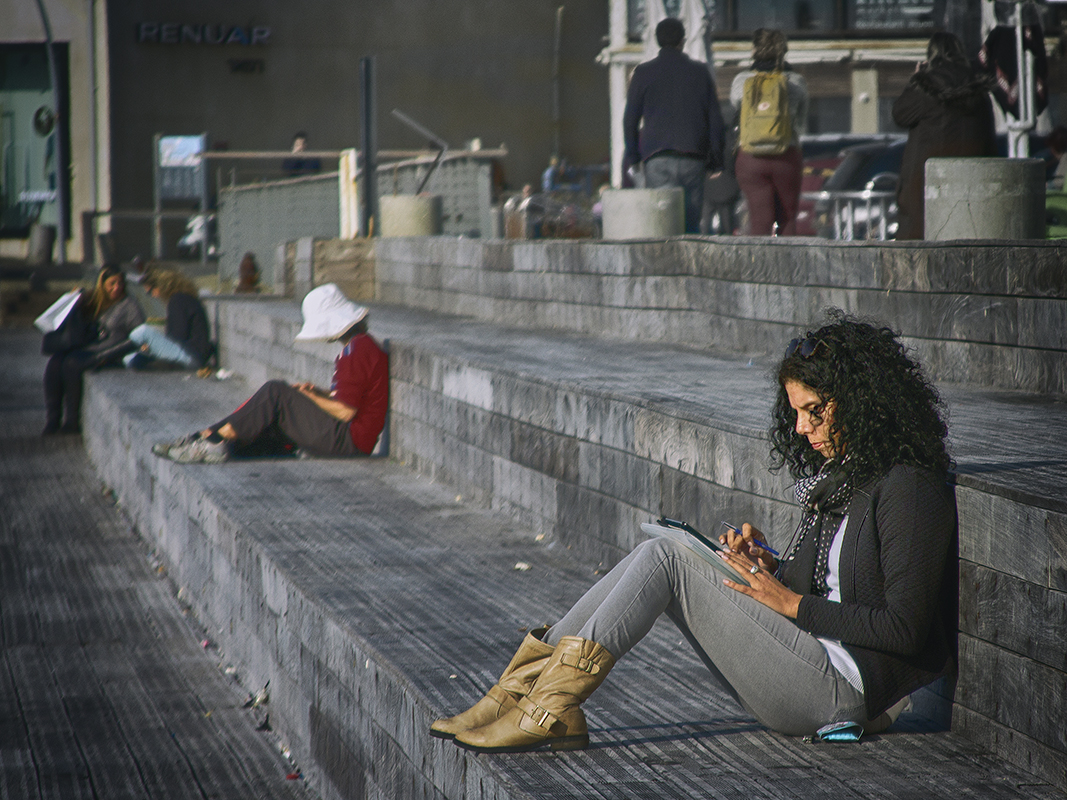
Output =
[
  {"x1": 601, "y1": 188, "x2": 684, "y2": 240},
  {"x1": 925, "y1": 157, "x2": 1046, "y2": 240},
  {"x1": 379, "y1": 194, "x2": 443, "y2": 237}
]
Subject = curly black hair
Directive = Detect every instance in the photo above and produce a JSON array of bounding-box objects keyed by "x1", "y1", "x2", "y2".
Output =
[{"x1": 769, "y1": 310, "x2": 952, "y2": 484}]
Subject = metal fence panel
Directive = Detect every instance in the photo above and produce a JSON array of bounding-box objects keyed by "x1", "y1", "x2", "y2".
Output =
[
  {"x1": 378, "y1": 157, "x2": 495, "y2": 238},
  {"x1": 218, "y1": 173, "x2": 340, "y2": 285}
]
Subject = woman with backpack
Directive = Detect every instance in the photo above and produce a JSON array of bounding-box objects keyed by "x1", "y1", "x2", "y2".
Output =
[{"x1": 730, "y1": 29, "x2": 809, "y2": 236}]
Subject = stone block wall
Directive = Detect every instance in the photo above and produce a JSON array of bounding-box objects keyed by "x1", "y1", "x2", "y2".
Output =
[
  {"x1": 314, "y1": 238, "x2": 375, "y2": 302},
  {"x1": 375, "y1": 236, "x2": 1067, "y2": 395}
]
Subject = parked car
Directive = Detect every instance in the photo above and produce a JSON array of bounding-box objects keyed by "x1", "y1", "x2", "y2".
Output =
[
  {"x1": 811, "y1": 139, "x2": 906, "y2": 239},
  {"x1": 796, "y1": 134, "x2": 906, "y2": 236}
]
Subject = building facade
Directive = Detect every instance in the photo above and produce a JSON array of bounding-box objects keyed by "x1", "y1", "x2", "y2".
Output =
[
  {"x1": 5, "y1": 0, "x2": 1066, "y2": 261},
  {"x1": 3, "y1": 1, "x2": 612, "y2": 262},
  {"x1": 602, "y1": 0, "x2": 1067, "y2": 186}
]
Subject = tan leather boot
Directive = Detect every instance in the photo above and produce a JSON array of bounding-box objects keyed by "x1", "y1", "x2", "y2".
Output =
[
  {"x1": 454, "y1": 636, "x2": 615, "y2": 753},
  {"x1": 430, "y1": 627, "x2": 554, "y2": 740}
]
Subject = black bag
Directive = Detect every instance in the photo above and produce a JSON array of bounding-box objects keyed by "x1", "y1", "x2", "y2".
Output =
[{"x1": 42, "y1": 302, "x2": 95, "y2": 356}]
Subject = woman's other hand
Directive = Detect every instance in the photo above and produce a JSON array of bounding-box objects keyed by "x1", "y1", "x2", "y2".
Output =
[
  {"x1": 720, "y1": 523, "x2": 778, "y2": 572},
  {"x1": 719, "y1": 550, "x2": 802, "y2": 619}
]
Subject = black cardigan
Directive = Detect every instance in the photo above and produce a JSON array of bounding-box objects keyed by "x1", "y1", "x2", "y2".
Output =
[
  {"x1": 790, "y1": 465, "x2": 958, "y2": 719},
  {"x1": 165, "y1": 292, "x2": 211, "y2": 367}
]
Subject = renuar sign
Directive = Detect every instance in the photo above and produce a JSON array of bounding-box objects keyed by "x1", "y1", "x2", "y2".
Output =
[{"x1": 137, "y1": 23, "x2": 271, "y2": 46}]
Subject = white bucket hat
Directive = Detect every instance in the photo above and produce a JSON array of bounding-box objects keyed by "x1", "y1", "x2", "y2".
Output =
[{"x1": 294, "y1": 283, "x2": 368, "y2": 341}]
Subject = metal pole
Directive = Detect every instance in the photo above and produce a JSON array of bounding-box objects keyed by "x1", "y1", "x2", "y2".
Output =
[
  {"x1": 33, "y1": 0, "x2": 68, "y2": 264},
  {"x1": 87, "y1": 0, "x2": 99, "y2": 259},
  {"x1": 152, "y1": 133, "x2": 163, "y2": 258},
  {"x1": 1008, "y1": 2, "x2": 1034, "y2": 158},
  {"x1": 552, "y1": 6, "x2": 564, "y2": 161},
  {"x1": 389, "y1": 110, "x2": 449, "y2": 194},
  {"x1": 200, "y1": 131, "x2": 209, "y2": 266},
  {"x1": 360, "y1": 56, "x2": 377, "y2": 237}
]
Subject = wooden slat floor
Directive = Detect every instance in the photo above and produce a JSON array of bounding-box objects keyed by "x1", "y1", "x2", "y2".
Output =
[{"x1": 0, "y1": 329, "x2": 316, "y2": 800}]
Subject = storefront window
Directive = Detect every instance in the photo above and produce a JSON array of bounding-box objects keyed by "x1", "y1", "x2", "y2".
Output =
[
  {"x1": 736, "y1": 0, "x2": 842, "y2": 32},
  {"x1": 0, "y1": 43, "x2": 68, "y2": 238},
  {"x1": 627, "y1": 0, "x2": 937, "y2": 38},
  {"x1": 852, "y1": 0, "x2": 935, "y2": 30}
]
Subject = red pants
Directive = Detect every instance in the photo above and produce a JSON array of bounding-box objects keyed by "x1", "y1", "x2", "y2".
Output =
[{"x1": 735, "y1": 147, "x2": 802, "y2": 236}]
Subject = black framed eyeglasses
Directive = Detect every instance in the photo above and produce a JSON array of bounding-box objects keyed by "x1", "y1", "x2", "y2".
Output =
[{"x1": 785, "y1": 337, "x2": 825, "y2": 359}]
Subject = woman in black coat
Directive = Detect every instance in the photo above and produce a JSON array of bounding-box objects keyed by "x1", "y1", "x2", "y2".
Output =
[
  {"x1": 431, "y1": 311, "x2": 957, "y2": 753},
  {"x1": 43, "y1": 264, "x2": 145, "y2": 434},
  {"x1": 893, "y1": 32, "x2": 996, "y2": 240}
]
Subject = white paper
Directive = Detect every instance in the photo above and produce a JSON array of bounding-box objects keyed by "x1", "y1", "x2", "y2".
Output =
[
  {"x1": 34, "y1": 290, "x2": 82, "y2": 333},
  {"x1": 641, "y1": 522, "x2": 750, "y2": 586}
]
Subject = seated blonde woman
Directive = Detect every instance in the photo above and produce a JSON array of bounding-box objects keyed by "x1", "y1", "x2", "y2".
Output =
[{"x1": 124, "y1": 268, "x2": 211, "y2": 370}]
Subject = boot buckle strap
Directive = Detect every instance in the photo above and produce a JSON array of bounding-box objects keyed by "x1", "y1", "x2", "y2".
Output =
[
  {"x1": 517, "y1": 696, "x2": 557, "y2": 730},
  {"x1": 560, "y1": 652, "x2": 601, "y2": 675}
]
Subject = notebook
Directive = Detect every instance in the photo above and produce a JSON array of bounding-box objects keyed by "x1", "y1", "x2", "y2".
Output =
[{"x1": 640, "y1": 517, "x2": 750, "y2": 586}]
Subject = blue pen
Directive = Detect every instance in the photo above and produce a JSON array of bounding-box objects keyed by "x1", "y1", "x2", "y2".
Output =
[{"x1": 720, "y1": 522, "x2": 779, "y2": 556}]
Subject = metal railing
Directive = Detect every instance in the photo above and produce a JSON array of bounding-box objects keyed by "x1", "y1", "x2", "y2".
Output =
[{"x1": 802, "y1": 189, "x2": 896, "y2": 241}]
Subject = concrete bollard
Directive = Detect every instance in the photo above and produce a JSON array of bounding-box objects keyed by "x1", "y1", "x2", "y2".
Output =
[
  {"x1": 601, "y1": 188, "x2": 684, "y2": 240},
  {"x1": 924, "y1": 157, "x2": 1046, "y2": 240},
  {"x1": 379, "y1": 194, "x2": 443, "y2": 237},
  {"x1": 27, "y1": 223, "x2": 56, "y2": 266}
]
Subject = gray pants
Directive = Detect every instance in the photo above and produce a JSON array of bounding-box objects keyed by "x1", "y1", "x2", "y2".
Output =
[
  {"x1": 546, "y1": 537, "x2": 869, "y2": 736},
  {"x1": 217, "y1": 379, "x2": 359, "y2": 458},
  {"x1": 643, "y1": 154, "x2": 706, "y2": 234}
]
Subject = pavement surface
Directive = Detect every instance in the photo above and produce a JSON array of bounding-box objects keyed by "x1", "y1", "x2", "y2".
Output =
[{"x1": 0, "y1": 328, "x2": 317, "y2": 800}]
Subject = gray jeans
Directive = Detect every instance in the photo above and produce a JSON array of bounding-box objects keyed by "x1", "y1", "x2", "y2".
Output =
[
  {"x1": 217, "y1": 379, "x2": 359, "y2": 458},
  {"x1": 643, "y1": 154, "x2": 706, "y2": 234},
  {"x1": 545, "y1": 537, "x2": 869, "y2": 736}
]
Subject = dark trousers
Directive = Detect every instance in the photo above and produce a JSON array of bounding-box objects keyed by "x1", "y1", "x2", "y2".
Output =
[
  {"x1": 43, "y1": 349, "x2": 99, "y2": 428},
  {"x1": 735, "y1": 147, "x2": 803, "y2": 236},
  {"x1": 215, "y1": 380, "x2": 359, "y2": 458}
]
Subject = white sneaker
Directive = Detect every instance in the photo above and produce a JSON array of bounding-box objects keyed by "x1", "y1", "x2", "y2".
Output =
[
  {"x1": 152, "y1": 434, "x2": 195, "y2": 458},
  {"x1": 154, "y1": 435, "x2": 231, "y2": 464}
]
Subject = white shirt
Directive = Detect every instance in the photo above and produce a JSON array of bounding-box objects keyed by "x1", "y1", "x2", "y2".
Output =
[{"x1": 815, "y1": 514, "x2": 865, "y2": 694}]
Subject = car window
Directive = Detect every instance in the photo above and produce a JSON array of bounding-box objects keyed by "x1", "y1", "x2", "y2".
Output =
[{"x1": 822, "y1": 143, "x2": 905, "y2": 192}]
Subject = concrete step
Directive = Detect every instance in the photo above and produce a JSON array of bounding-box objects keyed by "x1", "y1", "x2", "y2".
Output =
[
  {"x1": 82, "y1": 299, "x2": 1067, "y2": 797},
  {"x1": 0, "y1": 330, "x2": 315, "y2": 800},
  {"x1": 83, "y1": 365, "x2": 1057, "y2": 800}
]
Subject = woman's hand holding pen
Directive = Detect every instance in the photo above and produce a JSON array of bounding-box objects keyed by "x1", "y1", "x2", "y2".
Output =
[{"x1": 719, "y1": 522, "x2": 778, "y2": 572}]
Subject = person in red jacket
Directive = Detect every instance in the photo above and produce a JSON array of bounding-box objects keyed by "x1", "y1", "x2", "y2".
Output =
[{"x1": 152, "y1": 284, "x2": 388, "y2": 463}]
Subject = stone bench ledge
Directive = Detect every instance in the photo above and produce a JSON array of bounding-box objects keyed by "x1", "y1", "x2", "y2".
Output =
[{"x1": 82, "y1": 359, "x2": 1057, "y2": 797}]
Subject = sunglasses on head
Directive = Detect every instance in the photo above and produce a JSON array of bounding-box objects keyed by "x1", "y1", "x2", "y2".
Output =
[{"x1": 785, "y1": 337, "x2": 826, "y2": 358}]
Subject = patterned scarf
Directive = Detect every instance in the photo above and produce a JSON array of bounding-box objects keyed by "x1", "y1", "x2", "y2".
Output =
[{"x1": 780, "y1": 463, "x2": 853, "y2": 597}]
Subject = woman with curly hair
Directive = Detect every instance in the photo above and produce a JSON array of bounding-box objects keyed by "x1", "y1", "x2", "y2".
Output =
[
  {"x1": 431, "y1": 311, "x2": 958, "y2": 753},
  {"x1": 124, "y1": 267, "x2": 211, "y2": 370}
]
